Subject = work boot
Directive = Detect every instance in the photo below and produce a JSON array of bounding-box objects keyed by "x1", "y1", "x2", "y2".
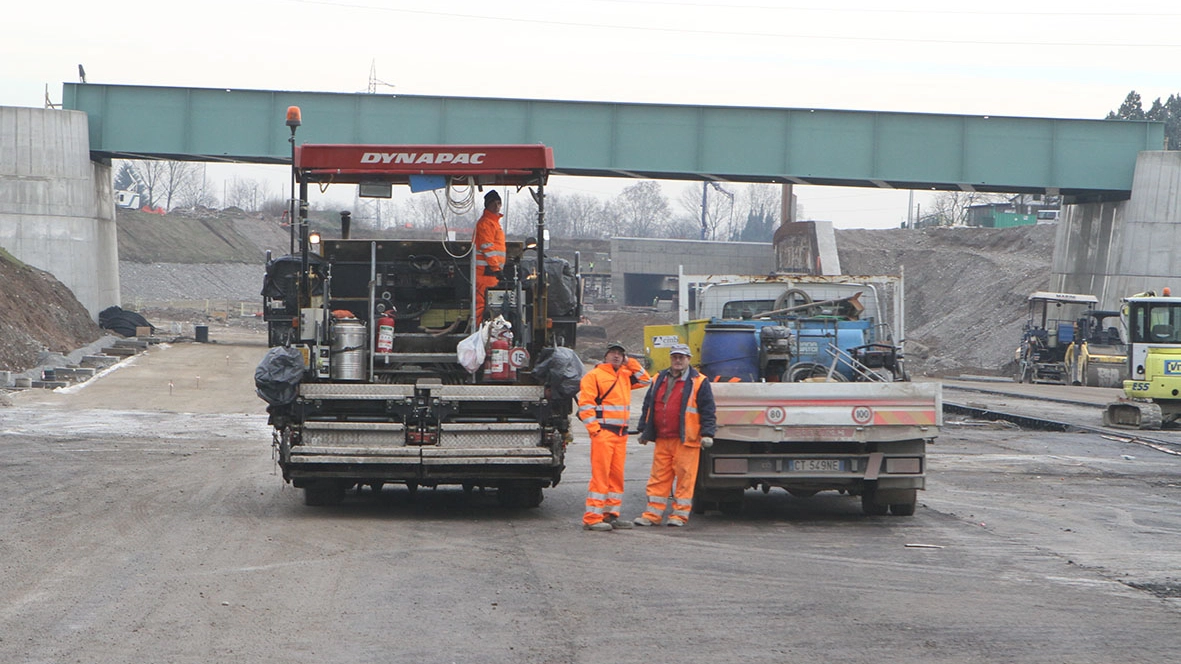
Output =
[
  {"x1": 666, "y1": 518, "x2": 685, "y2": 527},
  {"x1": 633, "y1": 517, "x2": 656, "y2": 527},
  {"x1": 604, "y1": 514, "x2": 633, "y2": 530},
  {"x1": 583, "y1": 522, "x2": 612, "y2": 532}
]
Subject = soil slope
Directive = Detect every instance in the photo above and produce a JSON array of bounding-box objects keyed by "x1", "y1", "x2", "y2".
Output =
[
  {"x1": 0, "y1": 250, "x2": 104, "y2": 371},
  {"x1": 836, "y1": 224, "x2": 1055, "y2": 376}
]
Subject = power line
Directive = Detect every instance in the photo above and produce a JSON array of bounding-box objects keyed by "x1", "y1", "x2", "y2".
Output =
[{"x1": 282, "y1": 0, "x2": 1181, "y2": 49}]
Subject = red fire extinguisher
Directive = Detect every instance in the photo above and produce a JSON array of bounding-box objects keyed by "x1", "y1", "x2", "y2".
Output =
[
  {"x1": 376, "y1": 313, "x2": 395, "y2": 354},
  {"x1": 485, "y1": 335, "x2": 511, "y2": 381}
]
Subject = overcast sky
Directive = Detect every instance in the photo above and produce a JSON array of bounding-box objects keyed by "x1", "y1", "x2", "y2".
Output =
[{"x1": 4, "y1": 0, "x2": 1179, "y2": 229}]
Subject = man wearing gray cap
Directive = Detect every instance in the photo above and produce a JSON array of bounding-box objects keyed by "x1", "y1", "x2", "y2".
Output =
[{"x1": 633, "y1": 342, "x2": 716, "y2": 527}]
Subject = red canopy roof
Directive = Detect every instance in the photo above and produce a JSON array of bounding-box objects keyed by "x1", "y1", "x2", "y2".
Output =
[{"x1": 294, "y1": 144, "x2": 553, "y2": 186}]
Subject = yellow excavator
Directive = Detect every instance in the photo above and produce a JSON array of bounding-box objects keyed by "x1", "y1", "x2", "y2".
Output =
[{"x1": 1103, "y1": 289, "x2": 1181, "y2": 429}]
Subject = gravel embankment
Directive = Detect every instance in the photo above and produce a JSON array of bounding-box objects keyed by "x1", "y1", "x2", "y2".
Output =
[{"x1": 119, "y1": 262, "x2": 266, "y2": 303}]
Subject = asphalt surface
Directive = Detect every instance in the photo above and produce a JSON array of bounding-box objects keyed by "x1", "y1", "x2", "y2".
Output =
[{"x1": 1, "y1": 329, "x2": 1179, "y2": 663}]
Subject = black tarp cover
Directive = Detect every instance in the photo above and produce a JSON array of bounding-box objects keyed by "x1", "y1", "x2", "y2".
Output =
[{"x1": 97, "y1": 306, "x2": 155, "y2": 338}]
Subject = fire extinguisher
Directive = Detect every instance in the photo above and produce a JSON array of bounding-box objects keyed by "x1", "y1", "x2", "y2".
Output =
[
  {"x1": 485, "y1": 335, "x2": 511, "y2": 381},
  {"x1": 376, "y1": 313, "x2": 395, "y2": 354}
]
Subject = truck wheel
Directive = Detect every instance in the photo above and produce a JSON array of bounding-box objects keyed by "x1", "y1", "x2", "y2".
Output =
[
  {"x1": 861, "y1": 491, "x2": 889, "y2": 516},
  {"x1": 890, "y1": 502, "x2": 916, "y2": 516},
  {"x1": 304, "y1": 480, "x2": 345, "y2": 506},
  {"x1": 888, "y1": 489, "x2": 917, "y2": 516}
]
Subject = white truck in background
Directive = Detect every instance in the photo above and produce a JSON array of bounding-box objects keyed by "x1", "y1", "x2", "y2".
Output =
[{"x1": 645, "y1": 272, "x2": 941, "y2": 516}]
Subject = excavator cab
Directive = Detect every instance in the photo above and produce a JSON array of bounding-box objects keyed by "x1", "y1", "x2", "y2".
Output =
[{"x1": 1104, "y1": 291, "x2": 1181, "y2": 429}]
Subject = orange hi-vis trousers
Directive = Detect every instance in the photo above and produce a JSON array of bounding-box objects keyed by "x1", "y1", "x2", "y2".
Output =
[
  {"x1": 583, "y1": 429, "x2": 628, "y2": 526},
  {"x1": 639, "y1": 436, "x2": 702, "y2": 525}
]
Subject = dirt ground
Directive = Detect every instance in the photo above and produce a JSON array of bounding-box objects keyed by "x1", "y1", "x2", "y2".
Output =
[{"x1": 2, "y1": 326, "x2": 1180, "y2": 663}]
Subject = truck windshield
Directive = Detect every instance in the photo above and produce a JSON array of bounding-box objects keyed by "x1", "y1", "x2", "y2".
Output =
[{"x1": 721, "y1": 300, "x2": 777, "y2": 319}]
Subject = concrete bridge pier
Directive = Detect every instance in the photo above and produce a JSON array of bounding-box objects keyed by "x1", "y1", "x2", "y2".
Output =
[
  {"x1": 0, "y1": 106, "x2": 119, "y2": 319},
  {"x1": 1053, "y1": 151, "x2": 1181, "y2": 309}
]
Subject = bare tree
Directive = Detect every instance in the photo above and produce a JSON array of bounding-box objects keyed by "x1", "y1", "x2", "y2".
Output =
[
  {"x1": 612, "y1": 181, "x2": 670, "y2": 238},
  {"x1": 134, "y1": 160, "x2": 166, "y2": 210},
  {"x1": 927, "y1": 190, "x2": 1010, "y2": 226},
  {"x1": 176, "y1": 163, "x2": 218, "y2": 209},
  {"x1": 224, "y1": 176, "x2": 270, "y2": 211},
  {"x1": 128, "y1": 160, "x2": 202, "y2": 211},
  {"x1": 675, "y1": 183, "x2": 737, "y2": 240},
  {"x1": 546, "y1": 192, "x2": 607, "y2": 239}
]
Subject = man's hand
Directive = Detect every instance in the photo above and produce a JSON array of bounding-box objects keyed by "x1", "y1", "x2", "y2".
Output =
[
  {"x1": 483, "y1": 266, "x2": 503, "y2": 278},
  {"x1": 638, "y1": 438, "x2": 651, "y2": 446},
  {"x1": 701, "y1": 436, "x2": 714, "y2": 448}
]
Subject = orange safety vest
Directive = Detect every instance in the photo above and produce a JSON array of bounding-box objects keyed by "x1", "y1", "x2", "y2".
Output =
[
  {"x1": 578, "y1": 358, "x2": 651, "y2": 435},
  {"x1": 638, "y1": 368, "x2": 715, "y2": 446}
]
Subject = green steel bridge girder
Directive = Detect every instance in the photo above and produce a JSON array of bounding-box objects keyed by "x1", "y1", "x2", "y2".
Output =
[{"x1": 63, "y1": 83, "x2": 1165, "y2": 202}]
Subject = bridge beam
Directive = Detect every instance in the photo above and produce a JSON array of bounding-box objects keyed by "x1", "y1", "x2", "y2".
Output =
[{"x1": 63, "y1": 83, "x2": 1164, "y2": 201}]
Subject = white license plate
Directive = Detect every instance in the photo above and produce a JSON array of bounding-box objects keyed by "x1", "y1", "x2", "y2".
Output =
[{"x1": 791, "y1": 459, "x2": 843, "y2": 472}]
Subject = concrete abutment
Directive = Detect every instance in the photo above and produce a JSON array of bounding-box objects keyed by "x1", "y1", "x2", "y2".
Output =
[{"x1": 0, "y1": 106, "x2": 119, "y2": 320}]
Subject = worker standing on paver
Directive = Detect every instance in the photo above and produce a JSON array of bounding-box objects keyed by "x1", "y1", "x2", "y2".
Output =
[
  {"x1": 633, "y1": 343, "x2": 716, "y2": 527},
  {"x1": 578, "y1": 341, "x2": 651, "y2": 531},
  {"x1": 473, "y1": 190, "x2": 505, "y2": 320}
]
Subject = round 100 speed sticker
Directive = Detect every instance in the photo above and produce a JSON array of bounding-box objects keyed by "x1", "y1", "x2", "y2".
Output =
[
  {"x1": 765, "y1": 406, "x2": 787, "y2": 425},
  {"x1": 851, "y1": 405, "x2": 873, "y2": 424}
]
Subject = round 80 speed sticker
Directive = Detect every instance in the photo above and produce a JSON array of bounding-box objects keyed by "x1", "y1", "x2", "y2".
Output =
[
  {"x1": 765, "y1": 406, "x2": 787, "y2": 425},
  {"x1": 851, "y1": 405, "x2": 873, "y2": 424}
]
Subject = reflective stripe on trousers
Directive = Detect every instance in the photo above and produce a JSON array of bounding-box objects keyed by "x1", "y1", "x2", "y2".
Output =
[
  {"x1": 640, "y1": 436, "x2": 702, "y2": 524},
  {"x1": 584, "y1": 429, "x2": 628, "y2": 526}
]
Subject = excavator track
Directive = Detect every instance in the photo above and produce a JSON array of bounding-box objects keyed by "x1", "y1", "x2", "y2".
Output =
[{"x1": 1103, "y1": 400, "x2": 1163, "y2": 430}]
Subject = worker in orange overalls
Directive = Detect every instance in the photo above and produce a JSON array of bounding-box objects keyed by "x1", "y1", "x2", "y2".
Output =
[
  {"x1": 578, "y1": 341, "x2": 651, "y2": 531},
  {"x1": 473, "y1": 190, "x2": 505, "y2": 320},
  {"x1": 633, "y1": 343, "x2": 716, "y2": 527}
]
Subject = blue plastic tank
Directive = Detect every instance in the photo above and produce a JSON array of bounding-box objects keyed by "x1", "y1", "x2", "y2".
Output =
[{"x1": 701, "y1": 324, "x2": 761, "y2": 381}]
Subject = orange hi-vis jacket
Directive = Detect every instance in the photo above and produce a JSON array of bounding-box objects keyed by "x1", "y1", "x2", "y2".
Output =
[
  {"x1": 578, "y1": 357, "x2": 651, "y2": 435},
  {"x1": 474, "y1": 209, "x2": 505, "y2": 273},
  {"x1": 473, "y1": 209, "x2": 505, "y2": 317}
]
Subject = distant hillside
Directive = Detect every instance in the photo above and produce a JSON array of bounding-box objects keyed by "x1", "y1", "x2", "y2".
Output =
[{"x1": 116, "y1": 208, "x2": 292, "y2": 263}]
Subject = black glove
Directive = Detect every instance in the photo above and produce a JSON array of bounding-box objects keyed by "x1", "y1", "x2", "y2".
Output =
[{"x1": 483, "y1": 266, "x2": 503, "y2": 278}]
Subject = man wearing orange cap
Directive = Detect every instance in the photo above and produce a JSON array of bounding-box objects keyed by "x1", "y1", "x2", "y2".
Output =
[{"x1": 473, "y1": 190, "x2": 505, "y2": 320}]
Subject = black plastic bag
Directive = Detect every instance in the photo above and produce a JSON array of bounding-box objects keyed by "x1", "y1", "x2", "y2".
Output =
[
  {"x1": 254, "y1": 346, "x2": 305, "y2": 406},
  {"x1": 533, "y1": 346, "x2": 585, "y2": 401}
]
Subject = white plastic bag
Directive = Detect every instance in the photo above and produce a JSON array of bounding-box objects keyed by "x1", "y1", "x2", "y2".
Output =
[{"x1": 457, "y1": 326, "x2": 487, "y2": 373}]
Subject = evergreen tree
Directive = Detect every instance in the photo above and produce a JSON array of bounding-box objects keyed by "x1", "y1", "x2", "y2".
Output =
[{"x1": 1108, "y1": 90, "x2": 1181, "y2": 149}]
